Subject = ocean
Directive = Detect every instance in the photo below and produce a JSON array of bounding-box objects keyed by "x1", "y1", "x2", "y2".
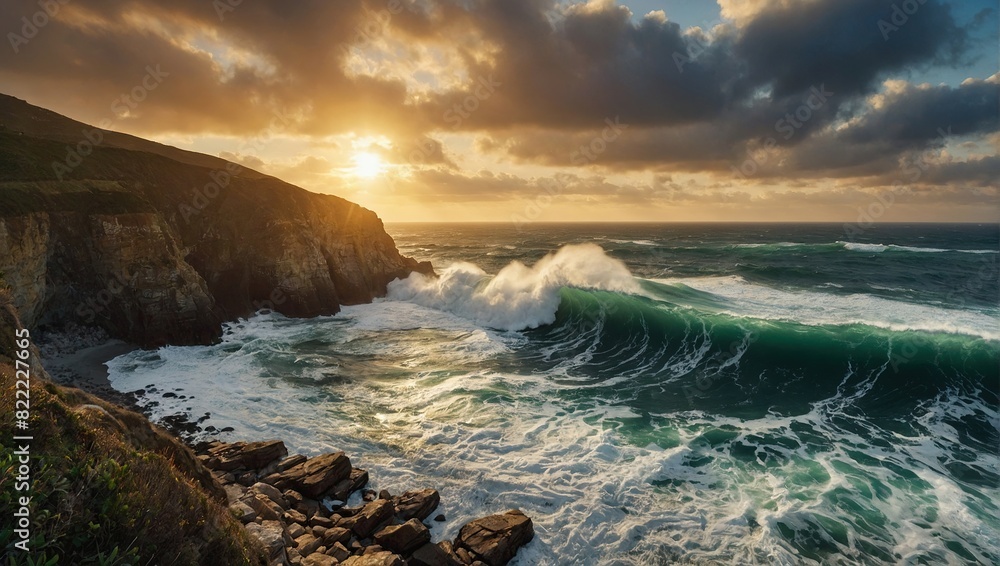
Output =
[{"x1": 107, "y1": 223, "x2": 1000, "y2": 565}]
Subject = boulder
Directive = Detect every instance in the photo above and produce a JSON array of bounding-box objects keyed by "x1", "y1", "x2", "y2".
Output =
[
  {"x1": 455, "y1": 510, "x2": 534, "y2": 566},
  {"x1": 351, "y1": 499, "x2": 395, "y2": 539},
  {"x1": 310, "y1": 515, "x2": 335, "y2": 529},
  {"x1": 245, "y1": 520, "x2": 288, "y2": 564},
  {"x1": 278, "y1": 454, "x2": 308, "y2": 472},
  {"x1": 331, "y1": 468, "x2": 370, "y2": 501},
  {"x1": 328, "y1": 541, "x2": 352, "y2": 562},
  {"x1": 284, "y1": 509, "x2": 308, "y2": 525},
  {"x1": 302, "y1": 555, "x2": 337, "y2": 566},
  {"x1": 287, "y1": 523, "x2": 306, "y2": 540},
  {"x1": 245, "y1": 494, "x2": 283, "y2": 522},
  {"x1": 295, "y1": 497, "x2": 321, "y2": 519},
  {"x1": 274, "y1": 452, "x2": 352, "y2": 498},
  {"x1": 373, "y1": 518, "x2": 431, "y2": 556},
  {"x1": 205, "y1": 440, "x2": 287, "y2": 472},
  {"x1": 392, "y1": 489, "x2": 440, "y2": 521},
  {"x1": 295, "y1": 533, "x2": 323, "y2": 556},
  {"x1": 251, "y1": 482, "x2": 289, "y2": 509},
  {"x1": 322, "y1": 526, "x2": 352, "y2": 547},
  {"x1": 229, "y1": 501, "x2": 257, "y2": 524},
  {"x1": 341, "y1": 552, "x2": 405, "y2": 566}
]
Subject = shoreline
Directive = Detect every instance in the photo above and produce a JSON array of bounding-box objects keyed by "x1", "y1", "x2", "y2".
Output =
[
  {"x1": 41, "y1": 338, "x2": 142, "y2": 411},
  {"x1": 36, "y1": 338, "x2": 538, "y2": 565}
]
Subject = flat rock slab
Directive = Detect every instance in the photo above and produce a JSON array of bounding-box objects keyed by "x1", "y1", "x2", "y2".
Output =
[
  {"x1": 351, "y1": 499, "x2": 395, "y2": 539},
  {"x1": 274, "y1": 451, "x2": 352, "y2": 498},
  {"x1": 456, "y1": 509, "x2": 534, "y2": 566},
  {"x1": 373, "y1": 518, "x2": 431, "y2": 556},
  {"x1": 392, "y1": 488, "x2": 440, "y2": 521},
  {"x1": 410, "y1": 542, "x2": 464, "y2": 566},
  {"x1": 205, "y1": 440, "x2": 287, "y2": 471}
]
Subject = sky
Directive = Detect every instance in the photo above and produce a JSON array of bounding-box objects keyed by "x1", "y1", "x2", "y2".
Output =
[{"x1": 1, "y1": 0, "x2": 997, "y2": 222}]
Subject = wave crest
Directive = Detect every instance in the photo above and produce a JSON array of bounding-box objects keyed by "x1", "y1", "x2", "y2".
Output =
[{"x1": 387, "y1": 243, "x2": 639, "y2": 331}]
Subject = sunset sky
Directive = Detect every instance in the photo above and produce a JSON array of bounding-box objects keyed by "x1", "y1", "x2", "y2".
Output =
[{"x1": 1, "y1": 0, "x2": 997, "y2": 222}]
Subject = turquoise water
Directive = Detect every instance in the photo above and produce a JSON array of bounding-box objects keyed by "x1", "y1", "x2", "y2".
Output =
[{"x1": 109, "y1": 223, "x2": 999, "y2": 565}]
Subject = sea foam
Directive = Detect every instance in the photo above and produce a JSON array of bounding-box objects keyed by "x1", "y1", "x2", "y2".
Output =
[{"x1": 387, "y1": 243, "x2": 639, "y2": 331}]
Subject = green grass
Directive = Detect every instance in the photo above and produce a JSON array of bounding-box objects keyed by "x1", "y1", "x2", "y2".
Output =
[{"x1": 0, "y1": 297, "x2": 267, "y2": 565}]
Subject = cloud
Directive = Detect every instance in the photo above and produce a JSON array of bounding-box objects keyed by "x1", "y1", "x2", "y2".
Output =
[{"x1": 0, "y1": 0, "x2": 995, "y2": 217}]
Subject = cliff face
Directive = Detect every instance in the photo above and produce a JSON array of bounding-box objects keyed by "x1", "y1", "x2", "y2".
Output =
[{"x1": 0, "y1": 95, "x2": 431, "y2": 346}]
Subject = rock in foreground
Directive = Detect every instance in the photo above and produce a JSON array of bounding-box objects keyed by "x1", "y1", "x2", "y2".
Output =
[
  {"x1": 456, "y1": 510, "x2": 535, "y2": 566},
  {"x1": 198, "y1": 440, "x2": 534, "y2": 566}
]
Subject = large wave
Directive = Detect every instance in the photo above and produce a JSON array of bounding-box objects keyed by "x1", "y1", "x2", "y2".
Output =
[
  {"x1": 388, "y1": 244, "x2": 999, "y2": 342},
  {"x1": 386, "y1": 243, "x2": 639, "y2": 331}
]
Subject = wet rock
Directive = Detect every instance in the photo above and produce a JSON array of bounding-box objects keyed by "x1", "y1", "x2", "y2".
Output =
[
  {"x1": 204, "y1": 440, "x2": 287, "y2": 472},
  {"x1": 274, "y1": 452, "x2": 352, "y2": 498},
  {"x1": 434, "y1": 514, "x2": 446, "y2": 522},
  {"x1": 351, "y1": 499, "x2": 395, "y2": 539},
  {"x1": 331, "y1": 468, "x2": 370, "y2": 501},
  {"x1": 455, "y1": 510, "x2": 534, "y2": 566},
  {"x1": 372, "y1": 518, "x2": 430, "y2": 556},
  {"x1": 378, "y1": 489, "x2": 392, "y2": 500},
  {"x1": 392, "y1": 489, "x2": 440, "y2": 521}
]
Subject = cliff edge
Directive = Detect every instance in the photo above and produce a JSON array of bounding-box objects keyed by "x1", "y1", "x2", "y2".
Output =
[{"x1": 0, "y1": 94, "x2": 432, "y2": 346}]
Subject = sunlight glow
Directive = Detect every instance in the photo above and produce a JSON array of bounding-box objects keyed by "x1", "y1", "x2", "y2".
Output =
[{"x1": 352, "y1": 152, "x2": 385, "y2": 178}]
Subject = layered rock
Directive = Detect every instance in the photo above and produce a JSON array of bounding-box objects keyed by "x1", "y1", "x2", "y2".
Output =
[
  {"x1": 0, "y1": 95, "x2": 432, "y2": 346},
  {"x1": 198, "y1": 440, "x2": 533, "y2": 566},
  {"x1": 456, "y1": 510, "x2": 535, "y2": 566}
]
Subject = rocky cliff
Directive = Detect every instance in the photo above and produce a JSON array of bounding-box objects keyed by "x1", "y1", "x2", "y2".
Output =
[{"x1": 0, "y1": 94, "x2": 431, "y2": 346}]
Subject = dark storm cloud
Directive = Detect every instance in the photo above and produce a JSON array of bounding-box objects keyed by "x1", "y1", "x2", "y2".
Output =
[
  {"x1": 842, "y1": 79, "x2": 999, "y2": 147},
  {"x1": 0, "y1": 0, "x2": 426, "y2": 135},
  {"x1": 401, "y1": 0, "x2": 994, "y2": 184},
  {"x1": 0, "y1": 0, "x2": 994, "y2": 185},
  {"x1": 731, "y1": 0, "x2": 968, "y2": 100},
  {"x1": 777, "y1": 77, "x2": 1000, "y2": 180},
  {"x1": 412, "y1": 0, "x2": 733, "y2": 129}
]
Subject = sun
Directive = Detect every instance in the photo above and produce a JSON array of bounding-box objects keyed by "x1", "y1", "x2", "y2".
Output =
[{"x1": 352, "y1": 152, "x2": 385, "y2": 178}]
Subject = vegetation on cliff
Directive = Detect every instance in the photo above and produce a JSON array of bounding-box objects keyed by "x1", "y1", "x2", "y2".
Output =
[{"x1": 0, "y1": 284, "x2": 267, "y2": 565}]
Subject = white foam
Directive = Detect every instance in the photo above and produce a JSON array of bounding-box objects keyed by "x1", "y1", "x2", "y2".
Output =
[
  {"x1": 608, "y1": 239, "x2": 658, "y2": 246},
  {"x1": 837, "y1": 241, "x2": 998, "y2": 254},
  {"x1": 387, "y1": 244, "x2": 640, "y2": 331},
  {"x1": 106, "y1": 307, "x2": 1000, "y2": 565},
  {"x1": 733, "y1": 242, "x2": 808, "y2": 248},
  {"x1": 650, "y1": 275, "x2": 1000, "y2": 341}
]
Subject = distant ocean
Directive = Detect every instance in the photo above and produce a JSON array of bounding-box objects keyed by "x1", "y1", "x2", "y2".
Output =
[{"x1": 108, "y1": 223, "x2": 1000, "y2": 565}]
